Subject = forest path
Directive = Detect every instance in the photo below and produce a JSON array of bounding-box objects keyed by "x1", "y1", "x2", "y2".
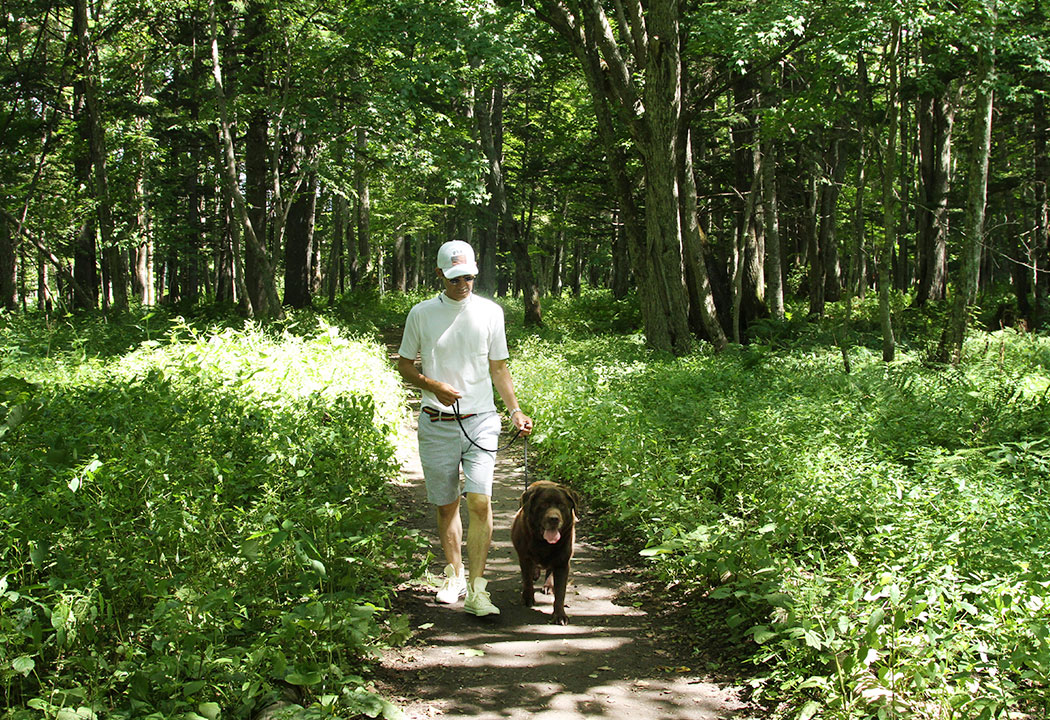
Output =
[{"x1": 375, "y1": 334, "x2": 751, "y2": 720}]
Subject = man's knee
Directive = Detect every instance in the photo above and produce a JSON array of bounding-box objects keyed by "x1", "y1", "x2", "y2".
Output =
[
  {"x1": 465, "y1": 492, "x2": 491, "y2": 518},
  {"x1": 436, "y1": 498, "x2": 460, "y2": 523}
]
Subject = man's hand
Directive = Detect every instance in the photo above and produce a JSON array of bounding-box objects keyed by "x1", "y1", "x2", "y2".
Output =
[
  {"x1": 397, "y1": 355, "x2": 461, "y2": 407},
  {"x1": 432, "y1": 382, "x2": 463, "y2": 408},
  {"x1": 511, "y1": 410, "x2": 534, "y2": 436}
]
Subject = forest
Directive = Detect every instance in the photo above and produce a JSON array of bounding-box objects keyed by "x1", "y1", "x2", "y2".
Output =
[
  {"x1": 1, "y1": 0, "x2": 1047, "y2": 351},
  {"x1": 2, "y1": 0, "x2": 1050, "y2": 718}
]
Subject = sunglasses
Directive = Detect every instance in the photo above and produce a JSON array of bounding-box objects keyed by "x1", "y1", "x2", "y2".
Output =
[{"x1": 447, "y1": 275, "x2": 476, "y2": 285}]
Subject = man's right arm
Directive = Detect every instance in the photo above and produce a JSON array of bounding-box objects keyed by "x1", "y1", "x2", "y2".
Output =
[{"x1": 397, "y1": 355, "x2": 462, "y2": 407}]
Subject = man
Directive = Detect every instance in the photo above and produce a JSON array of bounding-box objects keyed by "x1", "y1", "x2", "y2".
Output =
[{"x1": 397, "y1": 240, "x2": 533, "y2": 617}]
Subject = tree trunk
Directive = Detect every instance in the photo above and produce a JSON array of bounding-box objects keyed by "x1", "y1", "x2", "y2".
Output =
[
  {"x1": 879, "y1": 23, "x2": 901, "y2": 362},
  {"x1": 637, "y1": 2, "x2": 692, "y2": 355},
  {"x1": 393, "y1": 234, "x2": 407, "y2": 292},
  {"x1": 533, "y1": 0, "x2": 695, "y2": 354},
  {"x1": 820, "y1": 134, "x2": 845, "y2": 303},
  {"x1": 208, "y1": 0, "x2": 281, "y2": 318},
  {"x1": 284, "y1": 163, "x2": 317, "y2": 308},
  {"x1": 244, "y1": 0, "x2": 270, "y2": 315},
  {"x1": 0, "y1": 214, "x2": 14, "y2": 310},
  {"x1": 354, "y1": 127, "x2": 372, "y2": 286},
  {"x1": 328, "y1": 195, "x2": 346, "y2": 304},
  {"x1": 475, "y1": 80, "x2": 542, "y2": 323},
  {"x1": 761, "y1": 67, "x2": 785, "y2": 320},
  {"x1": 948, "y1": 28, "x2": 995, "y2": 363},
  {"x1": 915, "y1": 76, "x2": 957, "y2": 305},
  {"x1": 1034, "y1": 83, "x2": 1049, "y2": 314},
  {"x1": 806, "y1": 148, "x2": 825, "y2": 317},
  {"x1": 680, "y1": 128, "x2": 728, "y2": 347},
  {"x1": 72, "y1": 0, "x2": 100, "y2": 310},
  {"x1": 552, "y1": 191, "x2": 568, "y2": 296}
]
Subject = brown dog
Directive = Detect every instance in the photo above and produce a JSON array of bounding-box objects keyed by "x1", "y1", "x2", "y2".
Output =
[{"x1": 511, "y1": 480, "x2": 579, "y2": 625}]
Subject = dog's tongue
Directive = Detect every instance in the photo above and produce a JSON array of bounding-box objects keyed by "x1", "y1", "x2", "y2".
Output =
[{"x1": 543, "y1": 529, "x2": 561, "y2": 544}]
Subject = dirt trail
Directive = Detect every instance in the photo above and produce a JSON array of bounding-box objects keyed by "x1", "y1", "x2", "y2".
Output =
[{"x1": 374, "y1": 359, "x2": 750, "y2": 719}]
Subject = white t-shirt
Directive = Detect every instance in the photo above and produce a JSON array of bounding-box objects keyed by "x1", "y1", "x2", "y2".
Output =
[{"x1": 398, "y1": 292, "x2": 510, "y2": 414}]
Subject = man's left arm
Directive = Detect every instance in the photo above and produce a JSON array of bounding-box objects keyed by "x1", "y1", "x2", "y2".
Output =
[{"x1": 490, "y1": 359, "x2": 533, "y2": 435}]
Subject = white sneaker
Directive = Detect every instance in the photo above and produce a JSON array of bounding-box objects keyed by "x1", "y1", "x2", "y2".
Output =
[
  {"x1": 464, "y1": 577, "x2": 500, "y2": 616},
  {"x1": 436, "y1": 563, "x2": 467, "y2": 604}
]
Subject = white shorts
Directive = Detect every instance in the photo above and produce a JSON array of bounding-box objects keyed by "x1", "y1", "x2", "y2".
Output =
[{"x1": 417, "y1": 409, "x2": 502, "y2": 506}]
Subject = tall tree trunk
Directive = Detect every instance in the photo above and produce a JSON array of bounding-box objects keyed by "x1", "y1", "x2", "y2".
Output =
[
  {"x1": 1034, "y1": 83, "x2": 1049, "y2": 314},
  {"x1": 476, "y1": 80, "x2": 542, "y2": 324},
  {"x1": 0, "y1": 215, "x2": 14, "y2": 310},
  {"x1": 243, "y1": 2, "x2": 269, "y2": 315},
  {"x1": 680, "y1": 128, "x2": 728, "y2": 347},
  {"x1": 284, "y1": 160, "x2": 317, "y2": 308},
  {"x1": 948, "y1": 25, "x2": 996, "y2": 363},
  {"x1": 850, "y1": 140, "x2": 869, "y2": 300},
  {"x1": 820, "y1": 133, "x2": 845, "y2": 303},
  {"x1": 354, "y1": 127, "x2": 372, "y2": 286},
  {"x1": 637, "y1": 1, "x2": 691, "y2": 355},
  {"x1": 208, "y1": 0, "x2": 281, "y2": 318},
  {"x1": 393, "y1": 234, "x2": 407, "y2": 292},
  {"x1": 533, "y1": 0, "x2": 695, "y2": 354},
  {"x1": 854, "y1": 51, "x2": 874, "y2": 301},
  {"x1": 806, "y1": 147, "x2": 825, "y2": 317},
  {"x1": 328, "y1": 194, "x2": 346, "y2": 304},
  {"x1": 72, "y1": 0, "x2": 99, "y2": 310},
  {"x1": 879, "y1": 23, "x2": 901, "y2": 362},
  {"x1": 733, "y1": 77, "x2": 766, "y2": 330},
  {"x1": 475, "y1": 78, "x2": 502, "y2": 296},
  {"x1": 552, "y1": 191, "x2": 568, "y2": 296},
  {"x1": 915, "y1": 76, "x2": 958, "y2": 306},
  {"x1": 761, "y1": 67, "x2": 785, "y2": 320}
]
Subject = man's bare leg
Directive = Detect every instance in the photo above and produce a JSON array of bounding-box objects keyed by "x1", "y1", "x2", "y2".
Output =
[
  {"x1": 465, "y1": 492, "x2": 493, "y2": 584},
  {"x1": 436, "y1": 498, "x2": 463, "y2": 574}
]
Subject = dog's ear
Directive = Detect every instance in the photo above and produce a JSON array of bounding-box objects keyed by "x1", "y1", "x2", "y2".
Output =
[
  {"x1": 520, "y1": 486, "x2": 536, "y2": 513},
  {"x1": 565, "y1": 487, "x2": 581, "y2": 516}
]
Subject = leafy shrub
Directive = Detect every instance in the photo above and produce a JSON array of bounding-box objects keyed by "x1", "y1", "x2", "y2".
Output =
[
  {"x1": 513, "y1": 327, "x2": 1050, "y2": 720},
  {"x1": 0, "y1": 315, "x2": 420, "y2": 719}
]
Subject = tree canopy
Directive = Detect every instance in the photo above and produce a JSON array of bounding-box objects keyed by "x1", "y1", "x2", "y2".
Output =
[{"x1": 0, "y1": 0, "x2": 1047, "y2": 357}]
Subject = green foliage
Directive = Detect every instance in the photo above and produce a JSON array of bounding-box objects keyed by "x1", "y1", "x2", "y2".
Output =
[
  {"x1": 513, "y1": 304, "x2": 1050, "y2": 720},
  {"x1": 0, "y1": 313, "x2": 422, "y2": 719}
]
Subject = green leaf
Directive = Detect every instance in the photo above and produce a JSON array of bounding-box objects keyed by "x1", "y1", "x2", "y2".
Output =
[
  {"x1": 198, "y1": 702, "x2": 221, "y2": 720},
  {"x1": 285, "y1": 670, "x2": 323, "y2": 686},
  {"x1": 797, "y1": 700, "x2": 821, "y2": 720},
  {"x1": 12, "y1": 656, "x2": 35, "y2": 675},
  {"x1": 748, "y1": 625, "x2": 777, "y2": 644}
]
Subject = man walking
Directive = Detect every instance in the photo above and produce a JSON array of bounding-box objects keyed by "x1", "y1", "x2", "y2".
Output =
[{"x1": 397, "y1": 240, "x2": 533, "y2": 616}]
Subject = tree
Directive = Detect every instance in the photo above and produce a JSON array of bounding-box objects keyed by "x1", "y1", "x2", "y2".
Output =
[
  {"x1": 946, "y1": 1, "x2": 997, "y2": 363},
  {"x1": 531, "y1": 0, "x2": 727, "y2": 353}
]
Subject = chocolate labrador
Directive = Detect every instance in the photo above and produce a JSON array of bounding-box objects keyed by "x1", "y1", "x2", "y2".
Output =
[{"x1": 511, "y1": 480, "x2": 579, "y2": 625}]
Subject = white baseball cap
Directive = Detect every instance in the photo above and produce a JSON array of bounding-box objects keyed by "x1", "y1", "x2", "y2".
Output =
[{"x1": 437, "y1": 240, "x2": 479, "y2": 279}]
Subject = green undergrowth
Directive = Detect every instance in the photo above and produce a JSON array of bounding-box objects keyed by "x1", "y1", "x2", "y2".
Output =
[
  {"x1": 0, "y1": 313, "x2": 421, "y2": 719},
  {"x1": 512, "y1": 327, "x2": 1050, "y2": 720}
]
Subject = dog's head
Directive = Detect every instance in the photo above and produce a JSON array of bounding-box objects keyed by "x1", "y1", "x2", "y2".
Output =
[{"x1": 520, "y1": 481, "x2": 579, "y2": 545}]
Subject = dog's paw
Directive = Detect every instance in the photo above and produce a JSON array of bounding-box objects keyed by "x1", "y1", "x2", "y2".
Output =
[
  {"x1": 522, "y1": 592, "x2": 535, "y2": 607},
  {"x1": 550, "y1": 610, "x2": 569, "y2": 625}
]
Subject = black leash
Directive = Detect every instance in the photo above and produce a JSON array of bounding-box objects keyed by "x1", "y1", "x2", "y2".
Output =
[
  {"x1": 451, "y1": 399, "x2": 523, "y2": 454},
  {"x1": 450, "y1": 400, "x2": 530, "y2": 493}
]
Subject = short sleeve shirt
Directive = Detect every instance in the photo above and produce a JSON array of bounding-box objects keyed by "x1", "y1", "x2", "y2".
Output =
[{"x1": 398, "y1": 293, "x2": 510, "y2": 414}]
